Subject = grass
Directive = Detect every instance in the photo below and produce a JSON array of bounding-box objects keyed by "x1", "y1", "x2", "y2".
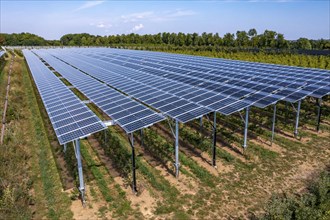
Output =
[
  {"x1": 179, "y1": 153, "x2": 216, "y2": 187},
  {"x1": 1, "y1": 55, "x2": 73, "y2": 219},
  {"x1": 22, "y1": 57, "x2": 73, "y2": 219},
  {"x1": 3, "y1": 49, "x2": 329, "y2": 219},
  {"x1": 80, "y1": 139, "x2": 140, "y2": 218},
  {"x1": 80, "y1": 141, "x2": 114, "y2": 203}
]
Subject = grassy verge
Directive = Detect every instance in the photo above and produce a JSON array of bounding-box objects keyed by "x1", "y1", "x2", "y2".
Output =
[{"x1": 22, "y1": 57, "x2": 73, "y2": 219}]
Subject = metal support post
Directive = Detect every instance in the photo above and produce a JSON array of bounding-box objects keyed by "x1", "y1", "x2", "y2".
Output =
[
  {"x1": 174, "y1": 119, "x2": 180, "y2": 178},
  {"x1": 129, "y1": 133, "x2": 137, "y2": 193},
  {"x1": 75, "y1": 139, "x2": 85, "y2": 204},
  {"x1": 63, "y1": 143, "x2": 67, "y2": 153},
  {"x1": 285, "y1": 101, "x2": 288, "y2": 119},
  {"x1": 200, "y1": 117, "x2": 203, "y2": 136},
  {"x1": 212, "y1": 112, "x2": 217, "y2": 167},
  {"x1": 316, "y1": 98, "x2": 322, "y2": 132},
  {"x1": 294, "y1": 100, "x2": 301, "y2": 138},
  {"x1": 271, "y1": 104, "x2": 277, "y2": 146},
  {"x1": 140, "y1": 129, "x2": 144, "y2": 147},
  {"x1": 243, "y1": 107, "x2": 250, "y2": 149}
]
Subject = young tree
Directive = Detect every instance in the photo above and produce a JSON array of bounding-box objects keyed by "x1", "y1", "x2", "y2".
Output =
[
  {"x1": 276, "y1": 33, "x2": 289, "y2": 49},
  {"x1": 223, "y1": 33, "x2": 235, "y2": 47},
  {"x1": 248, "y1": 28, "x2": 257, "y2": 37},
  {"x1": 296, "y1": 38, "x2": 312, "y2": 50},
  {"x1": 236, "y1": 31, "x2": 249, "y2": 47}
]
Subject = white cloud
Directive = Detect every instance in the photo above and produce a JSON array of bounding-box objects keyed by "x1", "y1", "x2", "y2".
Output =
[
  {"x1": 131, "y1": 24, "x2": 144, "y2": 32},
  {"x1": 90, "y1": 22, "x2": 112, "y2": 29},
  {"x1": 121, "y1": 9, "x2": 196, "y2": 23},
  {"x1": 97, "y1": 23, "x2": 105, "y2": 28},
  {"x1": 166, "y1": 9, "x2": 196, "y2": 18},
  {"x1": 74, "y1": 1, "x2": 104, "y2": 11},
  {"x1": 121, "y1": 11, "x2": 154, "y2": 23}
]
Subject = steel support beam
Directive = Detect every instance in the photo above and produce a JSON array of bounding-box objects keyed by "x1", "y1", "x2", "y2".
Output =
[
  {"x1": 212, "y1": 112, "x2": 217, "y2": 167},
  {"x1": 243, "y1": 107, "x2": 250, "y2": 149},
  {"x1": 294, "y1": 100, "x2": 301, "y2": 138},
  {"x1": 174, "y1": 119, "x2": 180, "y2": 178},
  {"x1": 63, "y1": 143, "x2": 67, "y2": 153},
  {"x1": 285, "y1": 101, "x2": 288, "y2": 119},
  {"x1": 129, "y1": 133, "x2": 137, "y2": 193},
  {"x1": 271, "y1": 104, "x2": 277, "y2": 146},
  {"x1": 140, "y1": 129, "x2": 144, "y2": 147},
  {"x1": 75, "y1": 139, "x2": 85, "y2": 204},
  {"x1": 200, "y1": 117, "x2": 203, "y2": 136},
  {"x1": 316, "y1": 98, "x2": 322, "y2": 132}
]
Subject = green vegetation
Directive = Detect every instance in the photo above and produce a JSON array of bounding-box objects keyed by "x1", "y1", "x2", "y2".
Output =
[
  {"x1": 22, "y1": 57, "x2": 73, "y2": 219},
  {"x1": 0, "y1": 54, "x2": 72, "y2": 219},
  {"x1": 1, "y1": 30, "x2": 330, "y2": 51},
  {"x1": 262, "y1": 169, "x2": 330, "y2": 220},
  {"x1": 0, "y1": 46, "x2": 329, "y2": 219}
]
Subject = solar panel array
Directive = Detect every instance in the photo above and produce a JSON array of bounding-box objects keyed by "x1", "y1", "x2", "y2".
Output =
[
  {"x1": 23, "y1": 50, "x2": 107, "y2": 145},
  {"x1": 0, "y1": 51, "x2": 5, "y2": 58},
  {"x1": 89, "y1": 48, "x2": 330, "y2": 103},
  {"x1": 38, "y1": 48, "x2": 329, "y2": 123},
  {"x1": 33, "y1": 50, "x2": 165, "y2": 133},
  {"x1": 42, "y1": 50, "x2": 214, "y2": 122}
]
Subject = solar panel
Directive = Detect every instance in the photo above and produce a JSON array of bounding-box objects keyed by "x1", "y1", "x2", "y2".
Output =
[
  {"x1": 23, "y1": 50, "x2": 106, "y2": 145},
  {"x1": 42, "y1": 51, "x2": 213, "y2": 123},
  {"x1": 31, "y1": 48, "x2": 330, "y2": 123},
  {"x1": 0, "y1": 51, "x2": 5, "y2": 58},
  {"x1": 101, "y1": 49, "x2": 330, "y2": 103},
  {"x1": 33, "y1": 50, "x2": 165, "y2": 133}
]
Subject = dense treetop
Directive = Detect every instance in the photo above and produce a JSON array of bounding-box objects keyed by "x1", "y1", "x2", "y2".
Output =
[{"x1": 1, "y1": 29, "x2": 329, "y2": 50}]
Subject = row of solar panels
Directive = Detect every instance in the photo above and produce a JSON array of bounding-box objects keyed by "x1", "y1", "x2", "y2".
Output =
[
  {"x1": 87, "y1": 48, "x2": 330, "y2": 100},
  {"x1": 33, "y1": 50, "x2": 165, "y2": 133},
  {"x1": 108, "y1": 48, "x2": 330, "y2": 80},
  {"x1": 38, "y1": 50, "x2": 222, "y2": 122},
  {"x1": 25, "y1": 48, "x2": 330, "y2": 144},
  {"x1": 39, "y1": 48, "x2": 329, "y2": 124},
  {"x1": 23, "y1": 50, "x2": 107, "y2": 145},
  {"x1": 24, "y1": 50, "x2": 166, "y2": 144},
  {"x1": 85, "y1": 49, "x2": 330, "y2": 99}
]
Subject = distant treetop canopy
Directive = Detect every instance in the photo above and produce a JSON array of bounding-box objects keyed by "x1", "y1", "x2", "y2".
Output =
[{"x1": 0, "y1": 30, "x2": 329, "y2": 50}]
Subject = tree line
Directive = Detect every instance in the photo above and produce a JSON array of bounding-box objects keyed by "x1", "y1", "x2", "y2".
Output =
[{"x1": 1, "y1": 29, "x2": 329, "y2": 50}]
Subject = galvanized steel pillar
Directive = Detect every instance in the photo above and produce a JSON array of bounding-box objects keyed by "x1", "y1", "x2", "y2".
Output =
[
  {"x1": 140, "y1": 129, "x2": 144, "y2": 147},
  {"x1": 200, "y1": 117, "x2": 203, "y2": 135},
  {"x1": 285, "y1": 101, "x2": 288, "y2": 119},
  {"x1": 271, "y1": 104, "x2": 277, "y2": 145},
  {"x1": 174, "y1": 119, "x2": 180, "y2": 178},
  {"x1": 63, "y1": 143, "x2": 67, "y2": 153},
  {"x1": 75, "y1": 139, "x2": 85, "y2": 203},
  {"x1": 212, "y1": 112, "x2": 217, "y2": 167},
  {"x1": 316, "y1": 98, "x2": 322, "y2": 132},
  {"x1": 130, "y1": 133, "x2": 137, "y2": 193},
  {"x1": 294, "y1": 100, "x2": 301, "y2": 138},
  {"x1": 243, "y1": 107, "x2": 250, "y2": 149}
]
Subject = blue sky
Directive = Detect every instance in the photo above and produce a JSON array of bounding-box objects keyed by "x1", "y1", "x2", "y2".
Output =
[{"x1": 1, "y1": 0, "x2": 329, "y2": 40}]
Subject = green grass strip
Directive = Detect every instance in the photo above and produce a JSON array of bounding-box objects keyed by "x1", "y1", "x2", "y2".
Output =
[{"x1": 22, "y1": 59, "x2": 73, "y2": 219}]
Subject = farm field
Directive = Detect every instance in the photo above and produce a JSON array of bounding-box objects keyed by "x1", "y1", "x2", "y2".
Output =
[
  {"x1": 1, "y1": 0, "x2": 330, "y2": 219},
  {"x1": 0, "y1": 47, "x2": 330, "y2": 219},
  {"x1": 0, "y1": 48, "x2": 329, "y2": 220}
]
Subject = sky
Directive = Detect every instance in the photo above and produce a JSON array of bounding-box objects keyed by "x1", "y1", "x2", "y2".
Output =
[{"x1": 0, "y1": 0, "x2": 329, "y2": 40}]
